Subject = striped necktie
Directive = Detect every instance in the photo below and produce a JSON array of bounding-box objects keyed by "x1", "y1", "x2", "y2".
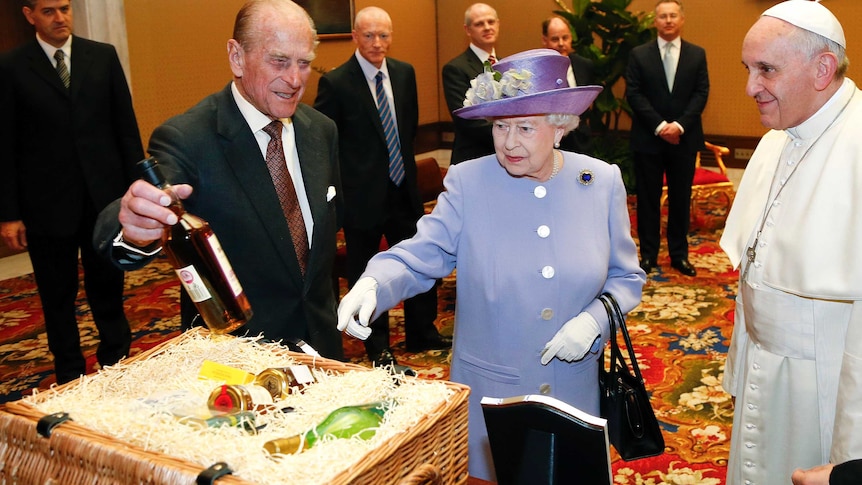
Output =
[
  {"x1": 375, "y1": 71, "x2": 405, "y2": 186},
  {"x1": 54, "y1": 49, "x2": 70, "y2": 89},
  {"x1": 262, "y1": 120, "x2": 309, "y2": 276}
]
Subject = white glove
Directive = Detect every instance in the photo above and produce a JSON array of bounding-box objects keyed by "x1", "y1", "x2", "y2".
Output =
[
  {"x1": 541, "y1": 311, "x2": 601, "y2": 365},
  {"x1": 336, "y1": 277, "x2": 378, "y2": 340}
]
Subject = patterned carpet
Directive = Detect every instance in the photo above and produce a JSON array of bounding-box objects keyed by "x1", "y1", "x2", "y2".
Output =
[{"x1": 0, "y1": 196, "x2": 735, "y2": 484}]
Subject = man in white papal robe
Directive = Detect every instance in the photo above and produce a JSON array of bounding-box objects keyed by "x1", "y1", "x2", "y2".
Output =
[{"x1": 720, "y1": 2, "x2": 862, "y2": 484}]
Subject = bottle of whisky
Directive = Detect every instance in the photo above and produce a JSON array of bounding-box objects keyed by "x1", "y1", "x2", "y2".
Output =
[
  {"x1": 263, "y1": 401, "x2": 389, "y2": 454},
  {"x1": 138, "y1": 157, "x2": 252, "y2": 334}
]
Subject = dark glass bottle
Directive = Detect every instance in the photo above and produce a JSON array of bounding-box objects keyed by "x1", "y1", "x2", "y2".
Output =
[{"x1": 138, "y1": 157, "x2": 252, "y2": 334}]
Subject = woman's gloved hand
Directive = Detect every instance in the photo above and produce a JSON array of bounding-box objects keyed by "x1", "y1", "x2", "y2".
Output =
[
  {"x1": 540, "y1": 311, "x2": 601, "y2": 365},
  {"x1": 336, "y1": 277, "x2": 378, "y2": 340}
]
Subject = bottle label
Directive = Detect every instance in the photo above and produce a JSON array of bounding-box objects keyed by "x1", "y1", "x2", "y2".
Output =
[
  {"x1": 206, "y1": 234, "x2": 244, "y2": 297},
  {"x1": 245, "y1": 384, "x2": 275, "y2": 405},
  {"x1": 289, "y1": 365, "x2": 316, "y2": 387},
  {"x1": 175, "y1": 265, "x2": 212, "y2": 303}
]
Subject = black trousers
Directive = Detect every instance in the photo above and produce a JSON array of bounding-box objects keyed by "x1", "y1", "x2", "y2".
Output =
[
  {"x1": 343, "y1": 184, "x2": 438, "y2": 357},
  {"x1": 26, "y1": 202, "x2": 131, "y2": 384},
  {"x1": 634, "y1": 147, "x2": 696, "y2": 262}
]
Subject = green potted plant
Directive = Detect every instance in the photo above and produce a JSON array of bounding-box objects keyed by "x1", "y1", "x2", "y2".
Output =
[{"x1": 554, "y1": 0, "x2": 656, "y2": 191}]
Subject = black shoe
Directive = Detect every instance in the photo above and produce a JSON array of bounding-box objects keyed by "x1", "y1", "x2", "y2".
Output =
[
  {"x1": 639, "y1": 258, "x2": 658, "y2": 273},
  {"x1": 405, "y1": 334, "x2": 453, "y2": 353},
  {"x1": 369, "y1": 348, "x2": 416, "y2": 376},
  {"x1": 671, "y1": 259, "x2": 697, "y2": 276},
  {"x1": 370, "y1": 348, "x2": 398, "y2": 367}
]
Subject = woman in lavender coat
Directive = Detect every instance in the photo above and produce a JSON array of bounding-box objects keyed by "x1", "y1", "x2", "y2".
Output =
[{"x1": 338, "y1": 49, "x2": 645, "y2": 481}]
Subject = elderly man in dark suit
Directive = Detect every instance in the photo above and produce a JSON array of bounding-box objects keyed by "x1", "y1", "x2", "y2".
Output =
[
  {"x1": 626, "y1": 0, "x2": 709, "y2": 277},
  {"x1": 0, "y1": 0, "x2": 143, "y2": 384},
  {"x1": 93, "y1": 0, "x2": 345, "y2": 359},
  {"x1": 314, "y1": 7, "x2": 448, "y2": 369},
  {"x1": 442, "y1": 3, "x2": 500, "y2": 165}
]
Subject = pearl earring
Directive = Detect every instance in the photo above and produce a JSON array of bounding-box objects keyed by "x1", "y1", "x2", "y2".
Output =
[{"x1": 554, "y1": 141, "x2": 560, "y2": 148}]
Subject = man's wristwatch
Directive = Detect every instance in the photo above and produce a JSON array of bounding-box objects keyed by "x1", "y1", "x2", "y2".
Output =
[{"x1": 112, "y1": 230, "x2": 162, "y2": 257}]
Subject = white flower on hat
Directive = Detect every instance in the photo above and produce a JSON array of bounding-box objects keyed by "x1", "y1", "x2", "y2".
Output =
[
  {"x1": 463, "y1": 68, "x2": 533, "y2": 107},
  {"x1": 499, "y1": 69, "x2": 532, "y2": 97},
  {"x1": 463, "y1": 71, "x2": 502, "y2": 107}
]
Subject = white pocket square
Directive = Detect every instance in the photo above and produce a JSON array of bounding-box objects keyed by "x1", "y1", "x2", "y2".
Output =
[{"x1": 326, "y1": 186, "x2": 336, "y2": 202}]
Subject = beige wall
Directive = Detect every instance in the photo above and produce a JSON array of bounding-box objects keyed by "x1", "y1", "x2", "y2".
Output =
[
  {"x1": 125, "y1": 0, "x2": 437, "y2": 148},
  {"x1": 124, "y1": 0, "x2": 862, "y2": 148},
  {"x1": 628, "y1": 0, "x2": 862, "y2": 138},
  {"x1": 436, "y1": 0, "x2": 862, "y2": 139}
]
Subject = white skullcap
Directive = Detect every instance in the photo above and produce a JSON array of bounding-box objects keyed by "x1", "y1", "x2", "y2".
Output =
[{"x1": 762, "y1": 0, "x2": 845, "y2": 48}]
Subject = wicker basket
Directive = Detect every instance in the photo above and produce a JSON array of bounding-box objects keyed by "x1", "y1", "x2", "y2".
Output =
[{"x1": 0, "y1": 329, "x2": 470, "y2": 484}]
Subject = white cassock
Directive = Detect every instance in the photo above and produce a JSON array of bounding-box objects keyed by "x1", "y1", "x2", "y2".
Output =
[{"x1": 720, "y1": 78, "x2": 862, "y2": 484}]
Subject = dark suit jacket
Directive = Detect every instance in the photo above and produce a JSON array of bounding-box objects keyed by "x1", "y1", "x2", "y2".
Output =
[
  {"x1": 625, "y1": 39, "x2": 709, "y2": 155},
  {"x1": 569, "y1": 53, "x2": 595, "y2": 87},
  {"x1": 832, "y1": 459, "x2": 862, "y2": 485},
  {"x1": 559, "y1": 53, "x2": 597, "y2": 153},
  {"x1": 0, "y1": 36, "x2": 143, "y2": 235},
  {"x1": 314, "y1": 55, "x2": 423, "y2": 229},
  {"x1": 94, "y1": 84, "x2": 345, "y2": 359},
  {"x1": 442, "y1": 48, "x2": 495, "y2": 164}
]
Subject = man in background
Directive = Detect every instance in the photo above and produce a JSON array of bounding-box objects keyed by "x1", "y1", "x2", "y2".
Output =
[
  {"x1": 314, "y1": 7, "x2": 447, "y2": 369},
  {"x1": 721, "y1": 1, "x2": 862, "y2": 483},
  {"x1": 626, "y1": 0, "x2": 708, "y2": 277},
  {"x1": 541, "y1": 15, "x2": 596, "y2": 152},
  {"x1": 0, "y1": 0, "x2": 143, "y2": 384},
  {"x1": 442, "y1": 2, "x2": 500, "y2": 165},
  {"x1": 94, "y1": 0, "x2": 346, "y2": 360}
]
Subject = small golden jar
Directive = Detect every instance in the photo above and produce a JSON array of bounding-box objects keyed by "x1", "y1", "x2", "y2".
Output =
[
  {"x1": 207, "y1": 384, "x2": 273, "y2": 413},
  {"x1": 254, "y1": 365, "x2": 316, "y2": 400}
]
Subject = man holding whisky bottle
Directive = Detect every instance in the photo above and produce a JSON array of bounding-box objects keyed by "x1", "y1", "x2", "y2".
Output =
[{"x1": 94, "y1": 0, "x2": 345, "y2": 359}]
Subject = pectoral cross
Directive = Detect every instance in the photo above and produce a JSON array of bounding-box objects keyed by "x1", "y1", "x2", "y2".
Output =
[{"x1": 742, "y1": 233, "x2": 760, "y2": 281}]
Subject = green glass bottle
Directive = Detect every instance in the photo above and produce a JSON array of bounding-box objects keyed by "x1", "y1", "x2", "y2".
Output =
[{"x1": 264, "y1": 401, "x2": 389, "y2": 454}]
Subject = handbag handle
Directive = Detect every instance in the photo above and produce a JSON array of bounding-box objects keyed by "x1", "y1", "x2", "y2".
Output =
[{"x1": 599, "y1": 293, "x2": 645, "y2": 383}]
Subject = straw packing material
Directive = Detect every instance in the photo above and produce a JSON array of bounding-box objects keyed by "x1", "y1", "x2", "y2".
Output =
[{"x1": 19, "y1": 330, "x2": 456, "y2": 485}]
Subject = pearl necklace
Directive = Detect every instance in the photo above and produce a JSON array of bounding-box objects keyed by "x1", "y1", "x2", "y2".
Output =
[{"x1": 547, "y1": 150, "x2": 561, "y2": 181}]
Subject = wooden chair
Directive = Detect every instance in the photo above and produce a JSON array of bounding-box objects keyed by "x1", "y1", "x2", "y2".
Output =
[{"x1": 660, "y1": 141, "x2": 735, "y2": 218}]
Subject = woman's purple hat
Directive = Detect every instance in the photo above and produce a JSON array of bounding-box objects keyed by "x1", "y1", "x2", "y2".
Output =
[{"x1": 453, "y1": 48, "x2": 602, "y2": 120}]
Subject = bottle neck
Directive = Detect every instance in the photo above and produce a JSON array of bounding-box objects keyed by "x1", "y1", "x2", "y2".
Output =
[{"x1": 160, "y1": 182, "x2": 185, "y2": 216}]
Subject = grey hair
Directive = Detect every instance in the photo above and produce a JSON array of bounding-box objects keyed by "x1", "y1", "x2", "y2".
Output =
[
  {"x1": 546, "y1": 113, "x2": 581, "y2": 135},
  {"x1": 485, "y1": 114, "x2": 581, "y2": 135},
  {"x1": 233, "y1": 0, "x2": 318, "y2": 52},
  {"x1": 788, "y1": 24, "x2": 849, "y2": 79}
]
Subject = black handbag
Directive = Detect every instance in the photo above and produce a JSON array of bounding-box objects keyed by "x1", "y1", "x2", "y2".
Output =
[{"x1": 598, "y1": 292, "x2": 665, "y2": 461}]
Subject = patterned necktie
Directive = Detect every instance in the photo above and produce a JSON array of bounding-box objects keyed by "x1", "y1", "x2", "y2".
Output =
[
  {"x1": 54, "y1": 49, "x2": 70, "y2": 89},
  {"x1": 262, "y1": 120, "x2": 309, "y2": 276},
  {"x1": 487, "y1": 54, "x2": 497, "y2": 65},
  {"x1": 663, "y1": 42, "x2": 675, "y2": 91},
  {"x1": 375, "y1": 71, "x2": 405, "y2": 186}
]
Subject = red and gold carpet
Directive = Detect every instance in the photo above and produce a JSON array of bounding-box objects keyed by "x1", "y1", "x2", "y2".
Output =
[{"x1": 0, "y1": 197, "x2": 735, "y2": 484}]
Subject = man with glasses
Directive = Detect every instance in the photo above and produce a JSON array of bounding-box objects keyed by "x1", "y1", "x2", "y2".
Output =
[{"x1": 314, "y1": 7, "x2": 447, "y2": 370}]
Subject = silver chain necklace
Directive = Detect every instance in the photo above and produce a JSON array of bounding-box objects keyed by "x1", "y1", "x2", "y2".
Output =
[{"x1": 742, "y1": 89, "x2": 856, "y2": 281}]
